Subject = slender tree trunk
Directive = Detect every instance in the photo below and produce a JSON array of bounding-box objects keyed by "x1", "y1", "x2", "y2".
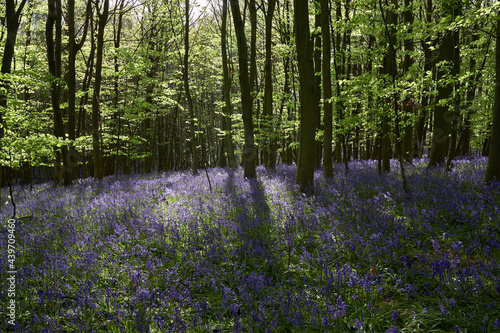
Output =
[
  {"x1": 46, "y1": 0, "x2": 68, "y2": 185},
  {"x1": 381, "y1": 0, "x2": 408, "y2": 192},
  {"x1": 248, "y1": 0, "x2": 258, "y2": 165},
  {"x1": 413, "y1": 0, "x2": 433, "y2": 159},
  {"x1": 403, "y1": 0, "x2": 414, "y2": 162},
  {"x1": 456, "y1": 33, "x2": 488, "y2": 156},
  {"x1": 0, "y1": 0, "x2": 27, "y2": 208},
  {"x1": 113, "y1": 0, "x2": 125, "y2": 176},
  {"x1": 380, "y1": 0, "x2": 395, "y2": 173},
  {"x1": 92, "y1": 0, "x2": 109, "y2": 180},
  {"x1": 446, "y1": 6, "x2": 462, "y2": 171},
  {"x1": 229, "y1": 0, "x2": 256, "y2": 178},
  {"x1": 185, "y1": 0, "x2": 198, "y2": 174},
  {"x1": 428, "y1": 6, "x2": 456, "y2": 167},
  {"x1": 313, "y1": 9, "x2": 322, "y2": 168},
  {"x1": 294, "y1": 0, "x2": 317, "y2": 195},
  {"x1": 263, "y1": 0, "x2": 276, "y2": 169},
  {"x1": 321, "y1": 0, "x2": 334, "y2": 178},
  {"x1": 222, "y1": 0, "x2": 237, "y2": 169},
  {"x1": 485, "y1": 10, "x2": 500, "y2": 183},
  {"x1": 66, "y1": 0, "x2": 91, "y2": 183},
  {"x1": 332, "y1": 0, "x2": 348, "y2": 170}
]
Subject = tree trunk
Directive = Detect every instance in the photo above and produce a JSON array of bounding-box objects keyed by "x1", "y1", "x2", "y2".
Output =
[
  {"x1": 92, "y1": 0, "x2": 109, "y2": 180},
  {"x1": 46, "y1": 0, "x2": 68, "y2": 185},
  {"x1": 485, "y1": 10, "x2": 500, "y2": 183},
  {"x1": 66, "y1": 0, "x2": 91, "y2": 183},
  {"x1": 263, "y1": 0, "x2": 276, "y2": 169},
  {"x1": 332, "y1": 0, "x2": 348, "y2": 170},
  {"x1": 321, "y1": 0, "x2": 334, "y2": 178},
  {"x1": 403, "y1": 0, "x2": 414, "y2": 162},
  {"x1": 221, "y1": 0, "x2": 237, "y2": 169},
  {"x1": 294, "y1": 0, "x2": 317, "y2": 195},
  {"x1": 185, "y1": 0, "x2": 198, "y2": 175},
  {"x1": 382, "y1": 0, "x2": 408, "y2": 192},
  {"x1": 446, "y1": 5, "x2": 462, "y2": 171},
  {"x1": 0, "y1": 0, "x2": 27, "y2": 209},
  {"x1": 313, "y1": 9, "x2": 322, "y2": 168},
  {"x1": 113, "y1": 0, "x2": 125, "y2": 176},
  {"x1": 428, "y1": 7, "x2": 455, "y2": 167},
  {"x1": 249, "y1": 0, "x2": 259, "y2": 165},
  {"x1": 229, "y1": 0, "x2": 256, "y2": 178}
]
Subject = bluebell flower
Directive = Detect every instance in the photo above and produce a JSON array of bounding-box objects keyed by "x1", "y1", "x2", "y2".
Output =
[{"x1": 439, "y1": 305, "x2": 449, "y2": 316}]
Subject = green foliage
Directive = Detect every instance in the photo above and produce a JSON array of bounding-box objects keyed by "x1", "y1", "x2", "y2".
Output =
[{"x1": 0, "y1": 0, "x2": 497, "y2": 176}]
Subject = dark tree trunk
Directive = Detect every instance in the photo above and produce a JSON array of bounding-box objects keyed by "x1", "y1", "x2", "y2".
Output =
[
  {"x1": 485, "y1": 10, "x2": 500, "y2": 183},
  {"x1": 0, "y1": 0, "x2": 27, "y2": 208},
  {"x1": 263, "y1": 0, "x2": 276, "y2": 169},
  {"x1": 221, "y1": 0, "x2": 237, "y2": 169},
  {"x1": 313, "y1": 9, "x2": 322, "y2": 168},
  {"x1": 113, "y1": 0, "x2": 125, "y2": 176},
  {"x1": 66, "y1": 0, "x2": 91, "y2": 183},
  {"x1": 428, "y1": 5, "x2": 456, "y2": 167},
  {"x1": 403, "y1": 0, "x2": 414, "y2": 162},
  {"x1": 92, "y1": 0, "x2": 109, "y2": 180},
  {"x1": 381, "y1": 0, "x2": 408, "y2": 192},
  {"x1": 332, "y1": 0, "x2": 348, "y2": 170},
  {"x1": 321, "y1": 0, "x2": 334, "y2": 178},
  {"x1": 446, "y1": 5, "x2": 462, "y2": 171},
  {"x1": 185, "y1": 0, "x2": 198, "y2": 175},
  {"x1": 294, "y1": 0, "x2": 318, "y2": 195},
  {"x1": 46, "y1": 0, "x2": 68, "y2": 185},
  {"x1": 229, "y1": 0, "x2": 256, "y2": 178}
]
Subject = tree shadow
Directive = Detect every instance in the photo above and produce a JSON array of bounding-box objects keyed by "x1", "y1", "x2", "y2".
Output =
[{"x1": 223, "y1": 169, "x2": 276, "y2": 269}]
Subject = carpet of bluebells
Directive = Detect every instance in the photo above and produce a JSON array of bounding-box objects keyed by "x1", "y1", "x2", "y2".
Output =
[{"x1": 1, "y1": 157, "x2": 500, "y2": 332}]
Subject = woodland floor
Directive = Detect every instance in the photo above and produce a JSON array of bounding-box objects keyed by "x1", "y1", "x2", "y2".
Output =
[{"x1": 1, "y1": 157, "x2": 499, "y2": 332}]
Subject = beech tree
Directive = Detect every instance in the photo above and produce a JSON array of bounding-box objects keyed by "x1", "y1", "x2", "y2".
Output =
[
  {"x1": 220, "y1": 0, "x2": 237, "y2": 169},
  {"x1": 66, "y1": 0, "x2": 91, "y2": 183},
  {"x1": 92, "y1": 0, "x2": 109, "y2": 180},
  {"x1": 262, "y1": 0, "x2": 276, "y2": 169},
  {"x1": 321, "y1": 0, "x2": 334, "y2": 178},
  {"x1": 185, "y1": 0, "x2": 199, "y2": 175},
  {"x1": 428, "y1": 1, "x2": 460, "y2": 167},
  {"x1": 485, "y1": 8, "x2": 500, "y2": 183},
  {"x1": 294, "y1": 0, "x2": 318, "y2": 195},
  {"x1": 229, "y1": 0, "x2": 256, "y2": 178},
  {"x1": 46, "y1": 0, "x2": 69, "y2": 184},
  {"x1": 0, "y1": 0, "x2": 497, "y2": 186},
  {"x1": 1, "y1": 0, "x2": 27, "y2": 206}
]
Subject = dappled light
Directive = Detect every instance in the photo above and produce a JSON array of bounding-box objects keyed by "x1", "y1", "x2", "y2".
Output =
[{"x1": 0, "y1": 158, "x2": 499, "y2": 331}]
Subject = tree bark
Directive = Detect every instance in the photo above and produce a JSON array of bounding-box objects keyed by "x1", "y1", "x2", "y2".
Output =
[
  {"x1": 381, "y1": 0, "x2": 408, "y2": 192},
  {"x1": 263, "y1": 0, "x2": 276, "y2": 169},
  {"x1": 46, "y1": 0, "x2": 68, "y2": 185},
  {"x1": 313, "y1": 8, "x2": 322, "y2": 168},
  {"x1": 185, "y1": 0, "x2": 199, "y2": 175},
  {"x1": 294, "y1": 0, "x2": 317, "y2": 195},
  {"x1": 403, "y1": 0, "x2": 414, "y2": 162},
  {"x1": 485, "y1": 10, "x2": 500, "y2": 183},
  {"x1": 229, "y1": 0, "x2": 256, "y2": 178},
  {"x1": 428, "y1": 8, "x2": 455, "y2": 167},
  {"x1": 221, "y1": 0, "x2": 237, "y2": 169},
  {"x1": 66, "y1": 0, "x2": 91, "y2": 183},
  {"x1": 92, "y1": 0, "x2": 109, "y2": 180},
  {"x1": 446, "y1": 5, "x2": 462, "y2": 171},
  {"x1": 113, "y1": 0, "x2": 125, "y2": 176},
  {"x1": 0, "y1": 0, "x2": 28, "y2": 208},
  {"x1": 321, "y1": 0, "x2": 334, "y2": 178}
]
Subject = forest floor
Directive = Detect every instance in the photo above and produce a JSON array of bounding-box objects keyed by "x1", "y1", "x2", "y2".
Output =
[{"x1": 0, "y1": 157, "x2": 499, "y2": 332}]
